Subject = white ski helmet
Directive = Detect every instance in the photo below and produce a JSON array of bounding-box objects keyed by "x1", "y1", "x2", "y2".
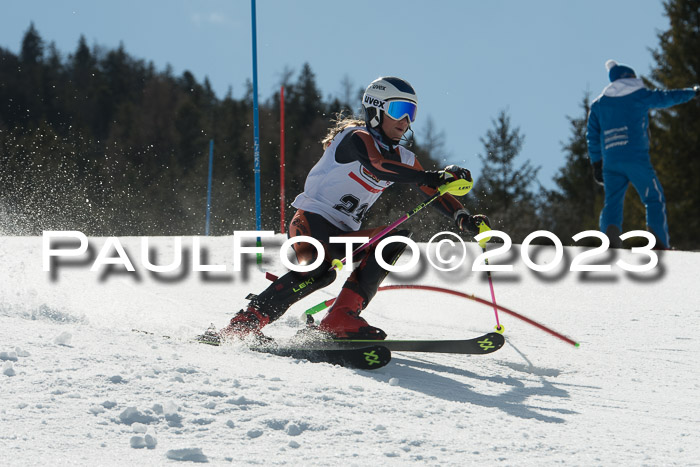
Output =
[{"x1": 362, "y1": 76, "x2": 418, "y2": 129}]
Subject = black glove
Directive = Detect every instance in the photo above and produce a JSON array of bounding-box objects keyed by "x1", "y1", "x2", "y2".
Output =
[
  {"x1": 694, "y1": 85, "x2": 700, "y2": 98},
  {"x1": 423, "y1": 165, "x2": 473, "y2": 188},
  {"x1": 455, "y1": 212, "x2": 491, "y2": 237},
  {"x1": 441, "y1": 165, "x2": 472, "y2": 183},
  {"x1": 592, "y1": 160, "x2": 604, "y2": 186}
]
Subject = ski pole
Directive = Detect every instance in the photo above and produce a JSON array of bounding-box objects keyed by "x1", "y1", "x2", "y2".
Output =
[
  {"x1": 476, "y1": 221, "x2": 503, "y2": 334},
  {"x1": 304, "y1": 178, "x2": 474, "y2": 317},
  {"x1": 328, "y1": 178, "x2": 473, "y2": 271}
]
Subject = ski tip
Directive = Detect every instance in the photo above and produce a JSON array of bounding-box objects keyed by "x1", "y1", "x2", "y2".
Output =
[
  {"x1": 574, "y1": 342, "x2": 581, "y2": 348},
  {"x1": 356, "y1": 345, "x2": 392, "y2": 370}
]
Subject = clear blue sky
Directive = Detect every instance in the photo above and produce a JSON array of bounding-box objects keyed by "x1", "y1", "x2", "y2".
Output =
[{"x1": 3, "y1": 0, "x2": 670, "y2": 190}]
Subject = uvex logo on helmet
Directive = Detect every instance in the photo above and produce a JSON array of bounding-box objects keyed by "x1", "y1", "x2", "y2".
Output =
[{"x1": 363, "y1": 95, "x2": 386, "y2": 109}]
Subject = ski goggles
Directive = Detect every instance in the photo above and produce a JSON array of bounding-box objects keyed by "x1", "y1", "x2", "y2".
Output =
[
  {"x1": 364, "y1": 94, "x2": 418, "y2": 122},
  {"x1": 385, "y1": 100, "x2": 418, "y2": 122}
]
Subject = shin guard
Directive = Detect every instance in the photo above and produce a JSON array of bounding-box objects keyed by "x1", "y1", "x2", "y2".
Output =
[{"x1": 348, "y1": 229, "x2": 413, "y2": 307}]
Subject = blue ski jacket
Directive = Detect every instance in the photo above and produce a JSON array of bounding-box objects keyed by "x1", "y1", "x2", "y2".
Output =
[{"x1": 587, "y1": 79, "x2": 695, "y2": 166}]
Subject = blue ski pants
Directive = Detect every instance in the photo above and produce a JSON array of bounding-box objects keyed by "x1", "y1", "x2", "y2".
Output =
[{"x1": 600, "y1": 161, "x2": 669, "y2": 248}]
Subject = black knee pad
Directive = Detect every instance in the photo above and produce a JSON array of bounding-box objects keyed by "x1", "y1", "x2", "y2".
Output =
[{"x1": 252, "y1": 262, "x2": 337, "y2": 322}]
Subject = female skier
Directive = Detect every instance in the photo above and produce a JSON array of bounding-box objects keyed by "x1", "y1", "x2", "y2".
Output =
[{"x1": 219, "y1": 76, "x2": 489, "y2": 341}]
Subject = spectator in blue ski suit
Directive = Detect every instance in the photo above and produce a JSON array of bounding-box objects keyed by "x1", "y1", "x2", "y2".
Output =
[{"x1": 587, "y1": 59, "x2": 698, "y2": 249}]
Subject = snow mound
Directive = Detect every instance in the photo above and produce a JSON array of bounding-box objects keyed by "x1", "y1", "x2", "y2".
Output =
[{"x1": 165, "y1": 448, "x2": 208, "y2": 463}]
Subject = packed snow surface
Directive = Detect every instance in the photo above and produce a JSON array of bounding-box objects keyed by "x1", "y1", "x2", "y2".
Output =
[{"x1": 1, "y1": 235, "x2": 698, "y2": 465}]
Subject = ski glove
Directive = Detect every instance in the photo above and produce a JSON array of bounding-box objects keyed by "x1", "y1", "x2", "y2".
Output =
[
  {"x1": 422, "y1": 165, "x2": 472, "y2": 188},
  {"x1": 441, "y1": 165, "x2": 472, "y2": 183},
  {"x1": 455, "y1": 212, "x2": 491, "y2": 237},
  {"x1": 694, "y1": 85, "x2": 700, "y2": 98},
  {"x1": 592, "y1": 161, "x2": 604, "y2": 186}
]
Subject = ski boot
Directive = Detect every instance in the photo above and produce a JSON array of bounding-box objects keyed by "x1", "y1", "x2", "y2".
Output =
[{"x1": 318, "y1": 288, "x2": 386, "y2": 340}]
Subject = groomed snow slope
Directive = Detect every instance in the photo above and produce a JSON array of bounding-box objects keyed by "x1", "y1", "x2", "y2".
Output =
[{"x1": 1, "y1": 235, "x2": 698, "y2": 465}]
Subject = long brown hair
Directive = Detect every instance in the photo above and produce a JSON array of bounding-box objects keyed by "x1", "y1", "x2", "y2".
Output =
[{"x1": 322, "y1": 114, "x2": 365, "y2": 149}]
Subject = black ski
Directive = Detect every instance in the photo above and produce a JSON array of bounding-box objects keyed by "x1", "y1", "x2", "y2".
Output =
[
  {"x1": 247, "y1": 331, "x2": 503, "y2": 369},
  {"x1": 250, "y1": 343, "x2": 391, "y2": 370},
  {"x1": 133, "y1": 328, "x2": 391, "y2": 370},
  {"x1": 328, "y1": 331, "x2": 505, "y2": 355}
]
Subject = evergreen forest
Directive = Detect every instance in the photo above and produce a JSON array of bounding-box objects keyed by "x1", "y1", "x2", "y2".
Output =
[{"x1": 1, "y1": 0, "x2": 698, "y2": 249}]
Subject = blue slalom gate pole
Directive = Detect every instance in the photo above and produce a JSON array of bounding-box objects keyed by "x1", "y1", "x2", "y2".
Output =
[
  {"x1": 205, "y1": 139, "x2": 214, "y2": 236},
  {"x1": 251, "y1": 0, "x2": 263, "y2": 263}
]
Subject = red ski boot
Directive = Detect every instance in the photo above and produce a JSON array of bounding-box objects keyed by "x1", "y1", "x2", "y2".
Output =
[
  {"x1": 318, "y1": 288, "x2": 386, "y2": 340},
  {"x1": 219, "y1": 305, "x2": 271, "y2": 341}
]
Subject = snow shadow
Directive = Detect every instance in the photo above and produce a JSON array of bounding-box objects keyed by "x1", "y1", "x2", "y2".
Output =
[{"x1": 382, "y1": 356, "x2": 576, "y2": 424}]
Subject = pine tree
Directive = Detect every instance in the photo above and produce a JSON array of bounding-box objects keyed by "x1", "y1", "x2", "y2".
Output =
[
  {"x1": 17, "y1": 23, "x2": 45, "y2": 127},
  {"x1": 476, "y1": 109, "x2": 542, "y2": 242},
  {"x1": 283, "y1": 64, "x2": 327, "y2": 198},
  {"x1": 648, "y1": 0, "x2": 700, "y2": 250},
  {"x1": 19, "y1": 22, "x2": 43, "y2": 65},
  {"x1": 543, "y1": 93, "x2": 605, "y2": 244}
]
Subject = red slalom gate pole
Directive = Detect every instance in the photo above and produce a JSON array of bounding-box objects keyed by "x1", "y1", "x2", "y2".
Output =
[
  {"x1": 279, "y1": 86, "x2": 286, "y2": 234},
  {"x1": 380, "y1": 285, "x2": 579, "y2": 347}
]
